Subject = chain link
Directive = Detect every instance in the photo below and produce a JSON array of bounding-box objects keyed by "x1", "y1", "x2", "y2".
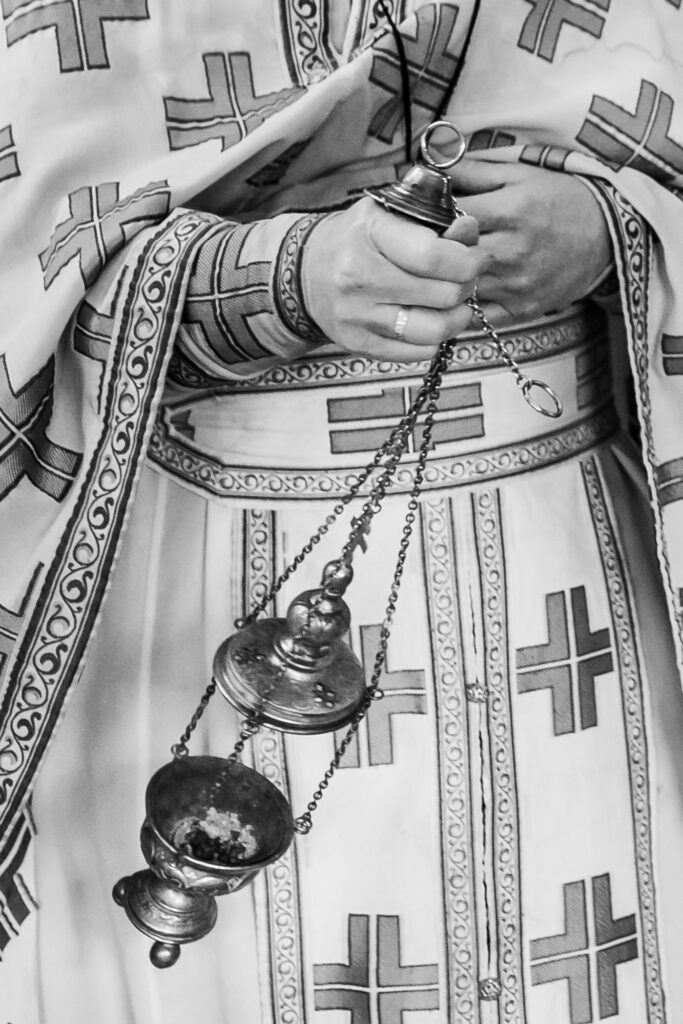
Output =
[
  {"x1": 294, "y1": 335, "x2": 455, "y2": 833},
  {"x1": 171, "y1": 679, "x2": 218, "y2": 757},
  {"x1": 235, "y1": 337, "x2": 463, "y2": 629}
]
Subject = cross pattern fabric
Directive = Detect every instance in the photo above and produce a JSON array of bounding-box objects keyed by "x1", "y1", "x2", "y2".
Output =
[{"x1": 1, "y1": 1, "x2": 683, "y2": 1022}]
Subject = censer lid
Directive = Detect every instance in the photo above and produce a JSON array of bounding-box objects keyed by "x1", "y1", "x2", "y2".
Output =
[
  {"x1": 214, "y1": 560, "x2": 367, "y2": 735},
  {"x1": 213, "y1": 618, "x2": 366, "y2": 734}
]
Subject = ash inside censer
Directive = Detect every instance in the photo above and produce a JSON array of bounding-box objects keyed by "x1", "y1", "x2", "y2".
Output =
[{"x1": 173, "y1": 807, "x2": 258, "y2": 865}]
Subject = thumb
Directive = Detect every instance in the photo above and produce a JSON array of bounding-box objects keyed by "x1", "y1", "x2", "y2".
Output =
[{"x1": 443, "y1": 214, "x2": 479, "y2": 246}]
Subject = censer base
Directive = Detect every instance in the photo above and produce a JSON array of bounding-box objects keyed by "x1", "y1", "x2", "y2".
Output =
[
  {"x1": 113, "y1": 870, "x2": 217, "y2": 968},
  {"x1": 114, "y1": 757, "x2": 296, "y2": 967}
]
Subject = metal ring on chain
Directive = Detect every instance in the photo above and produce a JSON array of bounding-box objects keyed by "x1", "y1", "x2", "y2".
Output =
[
  {"x1": 466, "y1": 290, "x2": 564, "y2": 419},
  {"x1": 419, "y1": 120, "x2": 467, "y2": 170},
  {"x1": 394, "y1": 307, "x2": 409, "y2": 340},
  {"x1": 521, "y1": 377, "x2": 564, "y2": 418}
]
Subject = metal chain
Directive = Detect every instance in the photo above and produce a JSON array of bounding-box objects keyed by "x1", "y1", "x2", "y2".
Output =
[
  {"x1": 450, "y1": 197, "x2": 563, "y2": 419},
  {"x1": 294, "y1": 336, "x2": 454, "y2": 834},
  {"x1": 228, "y1": 713, "x2": 263, "y2": 762},
  {"x1": 235, "y1": 338, "x2": 461, "y2": 628},
  {"x1": 171, "y1": 679, "x2": 218, "y2": 757}
]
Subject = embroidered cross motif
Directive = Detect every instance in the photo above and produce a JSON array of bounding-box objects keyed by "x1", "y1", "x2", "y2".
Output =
[
  {"x1": 530, "y1": 874, "x2": 638, "y2": 1023},
  {"x1": 39, "y1": 180, "x2": 170, "y2": 289},
  {"x1": 654, "y1": 457, "x2": 683, "y2": 507},
  {"x1": 337, "y1": 623, "x2": 427, "y2": 768},
  {"x1": 74, "y1": 298, "x2": 115, "y2": 365},
  {"x1": 183, "y1": 222, "x2": 273, "y2": 363},
  {"x1": 327, "y1": 382, "x2": 484, "y2": 456},
  {"x1": 577, "y1": 79, "x2": 683, "y2": 183},
  {"x1": 314, "y1": 914, "x2": 440, "y2": 1021},
  {"x1": 469, "y1": 128, "x2": 517, "y2": 151},
  {"x1": 246, "y1": 139, "x2": 311, "y2": 189},
  {"x1": 2, "y1": 0, "x2": 149, "y2": 72},
  {"x1": 661, "y1": 333, "x2": 683, "y2": 375},
  {"x1": 164, "y1": 52, "x2": 303, "y2": 152},
  {"x1": 0, "y1": 355, "x2": 81, "y2": 502},
  {"x1": 0, "y1": 814, "x2": 36, "y2": 956},
  {"x1": 516, "y1": 587, "x2": 613, "y2": 735},
  {"x1": 368, "y1": 3, "x2": 461, "y2": 144},
  {"x1": 0, "y1": 565, "x2": 41, "y2": 680},
  {"x1": 520, "y1": 143, "x2": 573, "y2": 171},
  {"x1": 575, "y1": 347, "x2": 611, "y2": 409},
  {"x1": 518, "y1": 0, "x2": 611, "y2": 63},
  {"x1": 0, "y1": 125, "x2": 19, "y2": 183}
]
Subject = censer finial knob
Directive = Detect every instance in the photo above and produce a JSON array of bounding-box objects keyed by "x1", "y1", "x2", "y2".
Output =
[
  {"x1": 213, "y1": 560, "x2": 367, "y2": 734},
  {"x1": 367, "y1": 120, "x2": 467, "y2": 232}
]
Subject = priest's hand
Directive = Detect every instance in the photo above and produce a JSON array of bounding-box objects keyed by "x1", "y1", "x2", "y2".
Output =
[
  {"x1": 448, "y1": 158, "x2": 614, "y2": 327},
  {"x1": 301, "y1": 196, "x2": 482, "y2": 361}
]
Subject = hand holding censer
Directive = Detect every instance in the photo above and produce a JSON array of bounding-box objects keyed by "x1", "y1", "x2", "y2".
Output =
[{"x1": 113, "y1": 121, "x2": 562, "y2": 967}]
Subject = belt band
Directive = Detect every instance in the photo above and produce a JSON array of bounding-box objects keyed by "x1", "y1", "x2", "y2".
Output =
[{"x1": 149, "y1": 305, "x2": 618, "y2": 502}]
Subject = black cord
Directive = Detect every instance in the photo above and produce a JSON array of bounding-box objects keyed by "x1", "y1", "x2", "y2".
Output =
[
  {"x1": 436, "y1": 0, "x2": 483, "y2": 120},
  {"x1": 376, "y1": 0, "x2": 484, "y2": 161},
  {"x1": 376, "y1": 0, "x2": 413, "y2": 163}
]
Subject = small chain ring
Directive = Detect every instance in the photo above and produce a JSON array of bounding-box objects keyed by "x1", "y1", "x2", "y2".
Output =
[
  {"x1": 420, "y1": 120, "x2": 467, "y2": 170},
  {"x1": 521, "y1": 378, "x2": 563, "y2": 418}
]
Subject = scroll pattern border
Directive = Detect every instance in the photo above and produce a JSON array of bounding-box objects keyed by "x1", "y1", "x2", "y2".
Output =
[
  {"x1": 0, "y1": 212, "x2": 214, "y2": 830},
  {"x1": 582, "y1": 455, "x2": 665, "y2": 1024},
  {"x1": 246, "y1": 508, "x2": 307, "y2": 1024},
  {"x1": 471, "y1": 488, "x2": 526, "y2": 1023},
  {"x1": 148, "y1": 405, "x2": 619, "y2": 502},
  {"x1": 422, "y1": 496, "x2": 478, "y2": 1022}
]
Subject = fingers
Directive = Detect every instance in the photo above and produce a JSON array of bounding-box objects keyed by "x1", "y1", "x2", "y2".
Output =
[
  {"x1": 374, "y1": 302, "x2": 475, "y2": 349},
  {"x1": 368, "y1": 203, "x2": 484, "y2": 283},
  {"x1": 442, "y1": 215, "x2": 479, "y2": 246},
  {"x1": 453, "y1": 188, "x2": 517, "y2": 233},
  {"x1": 449, "y1": 156, "x2": 521, "y2": 196}
]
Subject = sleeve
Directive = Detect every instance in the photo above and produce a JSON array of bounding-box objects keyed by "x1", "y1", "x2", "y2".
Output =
[{"x1": 171, "y1": 210, "x2": 330, "y2": 386}]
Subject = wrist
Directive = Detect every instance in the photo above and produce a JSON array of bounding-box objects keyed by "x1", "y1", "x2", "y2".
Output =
[{"x1": 274, "y1": 213, "x2": 329, "y2": 342}]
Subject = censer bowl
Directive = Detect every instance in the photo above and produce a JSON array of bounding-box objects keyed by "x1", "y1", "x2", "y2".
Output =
[{"x1": 113, "y1": 755, "x2": 294, "y2": 967}]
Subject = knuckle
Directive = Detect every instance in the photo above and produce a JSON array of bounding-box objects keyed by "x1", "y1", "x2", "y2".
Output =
[
  {"x1": 335, "y1": 254, "x2": 362, "y2": 293},
  {"x1": 436, "y1": 283, "x2": 462, "y2": 309},
  {"x1": 415, "y1": 238, "x2": 439, "y2": 274}
]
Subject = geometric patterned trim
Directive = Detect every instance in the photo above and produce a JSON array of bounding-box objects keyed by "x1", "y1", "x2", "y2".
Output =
[
  {"x1": 422, "y1": 495, "x2": 478, "y2": 1022},
  {"x1": 0, "y1": 124, "x2": 20, "y2": 182},
  {"x1": 586, "y1": 179, "x2": 683, "y2": 663},
  {"x1": 246, "y1": 509, "x2": 307, "y2": 1024},
  {"x1": 277, "y1": 0, "x2": 338, "y2": 84},
  {"x1": 0, "y1": 212, "x2": 217, "y2": 891},
  {"x1": 471, "y1": 487, "x2": 526, "y2": 1020},
  {"x1": 165, "y1": 304, "x2": 605, "y2": 392},
  {"x1": 147, "y1": 403, "x2": 619, "y2": 502},
  {"x1": 581, "y1": 455, "x2": 665, "y2": 1024},
  {"x1": 273, "y1": 213, "x2": 327, "y2": 343}
]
